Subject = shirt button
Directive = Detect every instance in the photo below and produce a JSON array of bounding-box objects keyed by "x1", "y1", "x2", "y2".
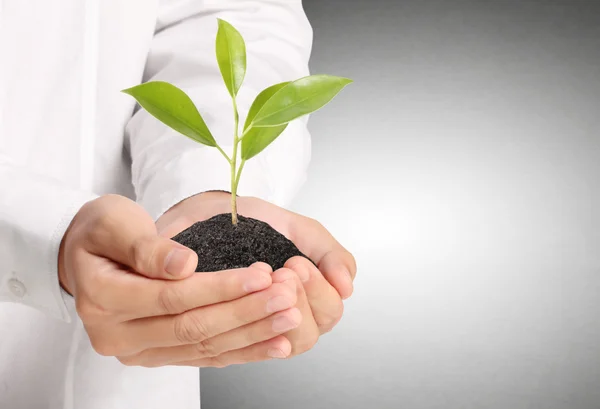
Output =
[{"x1": 7, "y1": 278, "x2": 27, "y2": 298}]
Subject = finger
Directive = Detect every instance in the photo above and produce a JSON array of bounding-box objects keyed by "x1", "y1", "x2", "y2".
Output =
[
  {"x1": 79, "y1": 260, "x2": 274, "y2": 322},
  {"x1": 225, "y1": 197, "x2": 358, "y2": 296},
  {"x1": 285, "y1": 217, "x2": 357, "y2": 298},
  {"x1": 122, "y1": 308, "x2": 302, "y2": 367},
  {"x1": 85, "y1": 199, "x2": 197, "y2": 280},
  {"x1": 170, "y1": 335, "x2": 293, "y2": 368},
  {"x1": 233, "y1": 198, "x2": 335, "y2": 264},
  {"x1": 315, "y1": 250, "x2": 355, "y2": 299},
  {"x1": 271, "y1": 269, "x2": 320, "y2": 357},
  {"x1": 285, "y1": 257, "x2": 344, "y2": 334},
  {"x1": 100, "y1": 232, "x2": 197, "y2": 280},
  {"x1": 129, "y1": 236, "x2": 198, "y2": 280},
  {"x1": 118, "y1": 276, "x2": 297, "y2": 353}
]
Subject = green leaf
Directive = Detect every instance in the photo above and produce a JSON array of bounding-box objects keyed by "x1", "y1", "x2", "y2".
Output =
[
  {"x1": 122, "y1": 81, "x2": 216, "y2": 147},
  {"x1": 241, "y1": 124, "x2": 288, "y2": 160},
  {"x1": 250, "y1": 75, "x2": 352, "y2": 127},
  {"x1": 243, "y1": 81, "x2": 290, "y2": 132},
  {"x1": 216, "y1": 19, "x2": 246, "y2": 97}
]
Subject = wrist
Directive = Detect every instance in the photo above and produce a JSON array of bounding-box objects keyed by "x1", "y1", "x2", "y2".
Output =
[
  {"x1": 56, "y1": 196, "x2": 96, "y2": 297},
  {"x1": 58, "y1": 218, "x2": 76, "y2": 297}
]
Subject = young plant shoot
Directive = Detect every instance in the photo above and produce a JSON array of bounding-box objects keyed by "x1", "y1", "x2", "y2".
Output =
[{"x1": 122, "y1": 19, "x2": 352, "y2": 225}]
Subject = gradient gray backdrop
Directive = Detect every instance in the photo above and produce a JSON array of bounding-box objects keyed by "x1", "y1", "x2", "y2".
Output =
[{"x1": 202, "y1": 1, "x2": 600, "y2": 408}]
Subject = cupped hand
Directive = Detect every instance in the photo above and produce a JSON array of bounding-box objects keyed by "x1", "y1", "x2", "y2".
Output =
[
  {"x1": 157, "y1": 191, "x2": 357, "y2": 356},
  {"x1": 58, "y1": 194, "x2": 303, "y2": 367}
]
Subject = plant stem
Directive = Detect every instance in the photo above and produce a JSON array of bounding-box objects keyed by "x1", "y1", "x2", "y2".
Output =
[
  {"x1": 230, "y1": 155, "x2": 238, "y2": 225},
  {"x1": 230, "y1": 98, "x2": 240, "y2": 225},
  {"x1": 235, "y1": 159, "x2": 246, "y2": 191},
  {"x1": 216, "y1": 145, "x2": 231, "y2": 163}
]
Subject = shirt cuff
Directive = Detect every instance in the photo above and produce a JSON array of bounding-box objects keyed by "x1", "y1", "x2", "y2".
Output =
[{"x1": 0, "y1": 190, "x2": 97, "y2": 322}]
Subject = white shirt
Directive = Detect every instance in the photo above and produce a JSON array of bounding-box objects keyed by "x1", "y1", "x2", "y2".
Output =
[{"x1": 0, "y1": 1, "x2": 312, "y2": 407}]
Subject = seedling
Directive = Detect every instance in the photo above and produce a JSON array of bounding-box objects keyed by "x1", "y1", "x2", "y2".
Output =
[{"x1": 123, "y1": 19, "x2": 351, "y2": 225}]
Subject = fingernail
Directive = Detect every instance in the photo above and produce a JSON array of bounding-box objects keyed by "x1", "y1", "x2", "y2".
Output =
[
  {"x1": 243, "y1": 273, "x2": 271, "y2": 293},
  {"x1": 272, "y1": 315, "x2": 299, "y2": 332},
  {"x1": 294, "y1": 264, "x2": 310, "y2": 283},
  {"x1": 342, "y1": 268, "x2": 354, "y2": 298},
  {"x1": 266, "y1": 295, "x2": 294, "y2": 313},
  {"x1": 267, "y1": 348, "x2": 288, "y2": 359},
  {"x1": 164, "y1": 248, "x2": 191, "y2": 276}
]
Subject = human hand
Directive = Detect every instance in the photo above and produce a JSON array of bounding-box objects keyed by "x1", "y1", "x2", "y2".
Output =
[
  {"x1": 58, "y1": 194, "x2": 303, "y2": 367},
  {"x1": 157, "y1": 191, "x2": 357, "y2": 356}
]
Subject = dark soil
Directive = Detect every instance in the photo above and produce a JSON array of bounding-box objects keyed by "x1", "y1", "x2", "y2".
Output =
[{"x1": 171, "y1": 213, "x2": 312, "y2": 272}]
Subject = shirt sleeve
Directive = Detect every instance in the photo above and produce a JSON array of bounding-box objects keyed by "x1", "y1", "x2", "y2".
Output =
[
  {"x1": 0, "y1": 154, "x2": 98, "y2": 322},
  {"x1": 126, "y1": 0, "x2": 314, "y2": 220}
]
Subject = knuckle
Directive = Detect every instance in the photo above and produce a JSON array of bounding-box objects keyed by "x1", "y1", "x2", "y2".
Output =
[
  {"x1": 88, "y1": 210, "x2": 119, "y2": 239},
  {"x1": 96, "y1": 210, "x2": 116, "y2": 230},
  {"x1": 195, "y1": 338, "x2": 218, "y2": 358},
  {"x1": 75, "y1": 296, "x2": 109, "y2": 325},
  {"x1": 174, "y1": 312, "x2": 211, "y2": 344},
  {"x1": 86, "y1": 219, "x2": 110, "y2": 250},
  {"x1": 158, "y1": 285, "x2": 184, "y2": 315},
  {"x1": 209, "y1": 356, "x2": 229, "y2": 368},
  {"x1": 229, "y1": 302, "x2": 252, "y2": 327},
  {"x1": 130, "y1": 236, "x2": 156, "y2": 273},
  {"x1": 217, "y1": 269, "x2": 243, "y2": 296}
]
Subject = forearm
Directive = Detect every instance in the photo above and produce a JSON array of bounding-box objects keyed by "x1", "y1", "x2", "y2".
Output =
[{"x1": 127, "y1": 0, "x2": 313, "y2": 220}]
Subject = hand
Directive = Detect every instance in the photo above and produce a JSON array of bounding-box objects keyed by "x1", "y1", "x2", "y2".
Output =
[
  {"x1": 58, "y1": 194, "x2": 303, "y2": 367},
  {"x1": 157, "y1": 191, "x2": 357, "y2": 356}
]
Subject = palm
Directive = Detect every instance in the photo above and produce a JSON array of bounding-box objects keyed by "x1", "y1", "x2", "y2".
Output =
[
  {"x1": 158, "y1": 195, "x2": 293, "y2": 245},
  {"x1": 157, "y1": 192, "x2": 356, "y2": 338}
]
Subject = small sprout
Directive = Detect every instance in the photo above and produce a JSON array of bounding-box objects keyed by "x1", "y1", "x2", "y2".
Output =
[{"x1": 122, "y1": 18, "x2": 352, "y2": 225}]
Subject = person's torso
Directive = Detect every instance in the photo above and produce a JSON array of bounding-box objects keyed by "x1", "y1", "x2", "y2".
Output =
[
  {"x1": 0, "y1": 0, "x2": 158, "y2": 197},
  {"x1": 0, "y1": 1, "x2": 200, "y2": 408}
]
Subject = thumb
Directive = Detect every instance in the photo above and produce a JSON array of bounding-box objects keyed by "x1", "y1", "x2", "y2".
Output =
[
  {"x1": 83, "y1": 196, "x2": 198, "y2": 280},
  {"x1": 128, "y1": 236, "x2": 198, "y2": 280}
]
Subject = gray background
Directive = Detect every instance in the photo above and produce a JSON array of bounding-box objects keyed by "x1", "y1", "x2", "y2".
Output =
[{"x1": 202, "y1": 1, "x2": 600, "y2": 408}]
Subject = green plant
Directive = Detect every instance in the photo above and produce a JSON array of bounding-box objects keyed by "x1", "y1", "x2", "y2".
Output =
[{"x1": 122, "y1": 19, "x2": 352, "y2": 225}]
